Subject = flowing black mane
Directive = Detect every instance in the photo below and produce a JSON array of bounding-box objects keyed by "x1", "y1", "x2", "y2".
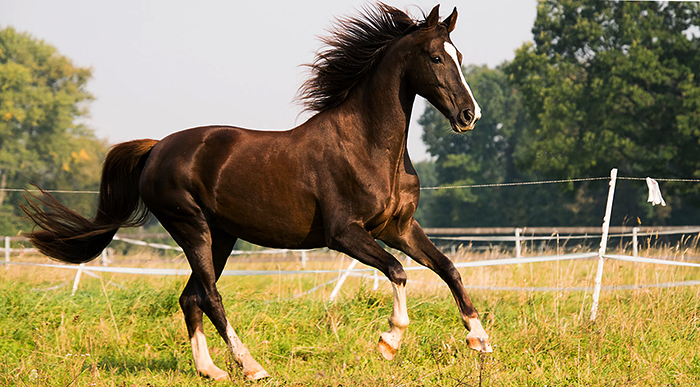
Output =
[{"x1": 298, "y1": 3, "x2": 423, "y2": 113}]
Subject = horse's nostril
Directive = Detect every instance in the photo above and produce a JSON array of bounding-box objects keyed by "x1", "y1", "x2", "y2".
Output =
[{"x1": 460, "y1": 110, "x2": 474, "y2": 125}]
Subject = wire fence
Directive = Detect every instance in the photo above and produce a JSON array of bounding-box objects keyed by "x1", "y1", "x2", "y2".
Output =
[{"x1": 5, "y1": 173, "x2": 700, "y2": 195}]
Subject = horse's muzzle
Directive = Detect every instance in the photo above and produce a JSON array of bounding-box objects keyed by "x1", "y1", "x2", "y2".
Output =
[{"x1": 451, "y1": 109, "x2": 479, "y2": 133}]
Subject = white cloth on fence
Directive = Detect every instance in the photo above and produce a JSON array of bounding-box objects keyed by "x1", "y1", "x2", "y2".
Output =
[{"x1": 646, "y1": 177, "x2": 666, "y2": 206}]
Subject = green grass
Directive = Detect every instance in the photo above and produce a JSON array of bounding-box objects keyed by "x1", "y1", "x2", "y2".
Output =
[{"x1": 1, "y1": 251, "x2": 699, "y2": 386}]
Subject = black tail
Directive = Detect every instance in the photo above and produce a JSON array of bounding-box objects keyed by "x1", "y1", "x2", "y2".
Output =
[{"x1": 21, "y1": 139, "x2": 159, "y2": 264}]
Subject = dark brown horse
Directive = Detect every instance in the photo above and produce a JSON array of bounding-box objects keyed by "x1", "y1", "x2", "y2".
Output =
[{"x1": 22, "y1": 3, "x2": 490, "y2": 381}]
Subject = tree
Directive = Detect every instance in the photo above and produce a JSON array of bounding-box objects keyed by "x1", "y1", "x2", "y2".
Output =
[
  {"x1": 0, "y1": 27, "x2": 107, "y2": 234},
  {"x1": 506, "y1": 1, "x2": 700, "y2": 224}
]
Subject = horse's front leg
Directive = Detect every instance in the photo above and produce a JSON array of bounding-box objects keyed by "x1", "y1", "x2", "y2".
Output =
[
  {"x1": 378, "y1": 281, "x2": 410, "y2": 360},
  {"x1": 327, "y1": 222, "x2": 409, "y2": 360},
  {"x1": 382, "y1": 219, "x2": 492, "y2": 353}
]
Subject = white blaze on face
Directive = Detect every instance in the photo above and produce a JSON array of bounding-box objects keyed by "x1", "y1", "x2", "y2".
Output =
[{"x1": 444, "y1": 42, "x2": 481, "y2": 121}]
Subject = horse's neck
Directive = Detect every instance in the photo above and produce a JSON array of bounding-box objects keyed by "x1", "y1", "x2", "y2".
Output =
[{"x1": 336, "y1": 59, "x2": 416, "y2": 166}]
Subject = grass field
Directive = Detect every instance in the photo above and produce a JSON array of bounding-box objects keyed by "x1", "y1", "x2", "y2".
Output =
[{"x1": 1, "y1": 245, "x2": 700, "y2": 386}]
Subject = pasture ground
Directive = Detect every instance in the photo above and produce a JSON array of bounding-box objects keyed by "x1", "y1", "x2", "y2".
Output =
[{"x1": 1, "y1": 246, "x2": 699, "y2": 386}]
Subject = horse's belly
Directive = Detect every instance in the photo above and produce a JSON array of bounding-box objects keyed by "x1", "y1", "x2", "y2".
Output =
[{"x1": 211, "y1": 194, "x2": 326, "y2": 250}]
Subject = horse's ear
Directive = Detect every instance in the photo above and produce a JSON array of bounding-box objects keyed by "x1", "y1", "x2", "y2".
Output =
[
  {"x1": 426, "y1": 4, "x2": 440, "y2": 28},
  {"x1": 444, "y1": 7, "x2": 458, "y2": 33}
]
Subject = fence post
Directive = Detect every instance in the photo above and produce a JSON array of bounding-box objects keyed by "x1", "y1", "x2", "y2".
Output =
[
  {"x1": 329, "y1": 258, "x2": 358, "y2": 302},
  {"x1": 301, "y1": 250, "x2": 308, "y2": 269},
  {"x1": 373, "y1": 269, "x2": 379, "y2": 291},
  {"x1": 4, "y1": 236, "x2": 9, "y2": 268},
  {"x1": 515, "y1": 228, "x2": 522, "y2": 258},
  {"x1": 72, "y1": 263, "x2": 85, "y2": 296},
  {"x1": 632, "y1": 227, "x2": 639, "y2": 257},
  {"x1": 590, "y1": 168, "x2": 618, "y2": 321}
]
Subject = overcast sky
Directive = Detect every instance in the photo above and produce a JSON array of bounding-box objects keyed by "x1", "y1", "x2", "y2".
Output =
[{"x1": 1, "y1": 0, "x2": 537, "y2": 161}]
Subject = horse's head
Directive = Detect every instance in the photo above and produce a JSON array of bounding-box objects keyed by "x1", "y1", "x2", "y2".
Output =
[{"x1": 405, "y1": 5, "x2": 481, "y2": 133}]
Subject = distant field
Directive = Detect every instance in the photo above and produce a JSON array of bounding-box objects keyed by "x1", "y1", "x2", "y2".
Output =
[{"x1": 1, "y1": 246, "x2": 699, "y2": 386}]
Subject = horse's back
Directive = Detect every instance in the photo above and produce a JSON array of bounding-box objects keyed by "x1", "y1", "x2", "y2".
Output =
[{"x1": 139, "y1": 125, "x2": 326, "y2": 248}]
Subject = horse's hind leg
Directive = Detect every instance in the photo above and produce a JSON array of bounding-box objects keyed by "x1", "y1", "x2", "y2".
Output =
[
  {"x1": 180, "y1": 229, "x2": 235, "y2": 380},
  {"x1": 180, "y1": 276, "x2": 229, "y2": 380},
  {"x1": 169, "y1": 220, "x2": 269, "y2": 381}
]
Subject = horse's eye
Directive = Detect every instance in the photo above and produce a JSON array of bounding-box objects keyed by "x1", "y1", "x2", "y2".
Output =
[{"x1": 431, "y1": 55, "x2": 442, "y2": 64}]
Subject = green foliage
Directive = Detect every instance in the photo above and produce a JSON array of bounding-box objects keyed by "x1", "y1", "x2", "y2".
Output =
[
  {"x1": 507, "y1": 0, "x2": 700, "y2": 221},
  {"x1": 509, "y1": 1, "x2": 700, "y2": 180},
  {"x1": 417, "y1": 2, "x2": 700, "y2": 227},
  {"x1": 0, "y1": 27, "x2": 107, "y2": 234}
]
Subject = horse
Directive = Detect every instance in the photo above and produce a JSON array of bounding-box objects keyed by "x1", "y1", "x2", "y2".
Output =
[{"x1": 22, "y1": 3, "x2": 491, "y2": 381}]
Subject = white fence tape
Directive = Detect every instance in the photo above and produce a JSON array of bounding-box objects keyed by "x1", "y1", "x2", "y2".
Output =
[
  {"x1": 442, "y1": 252, "x2": 597, "y2": 269},
  {"x1": 8, "y1": 251, "x2": 700, "y2": 276},
  {"x1": 1, "y1": 252, "x2": 599, "y2": 276},
  {"x1": 604, "y1": 254, "x2": 700, "y2": 268},
  {"x1": 345, "y1": 271, "x2": 700, "y2": 292},
  {"x1": 431, "y1": 227, "x2": 700, "y2": 243},
  {"x1": 5, "y1": 260, "x2": 374, "y2": 276},
  {"x1": 112, "y1": 235, "x2": 296, "y2": 256}
]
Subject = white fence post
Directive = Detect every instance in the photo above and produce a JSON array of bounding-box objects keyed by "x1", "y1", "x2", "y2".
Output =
[
  {"x1": 373, "y1": 269, "x2": 379, "y2": 291},
  {"x1": 4, "y1": 236, "x2": 9, "y2": 268},
  {"x1": 329, "y1": 258, "x2": 358, "y2": 302},
  {"x1": 590, "y1": 168, "x2": 618, "y2": 321},
  {"x1": 632, "y1": 227, "x2": 639, "y2": 257},
  {"x1": 515, "y1": 228, "x2": 522, "y2": 258},
  {"x1": 301, "y1": 250, "x2": 308, "y2": 269},
  {"x1": 71, "y1": 263, "x2": 85, "y2": 296}
]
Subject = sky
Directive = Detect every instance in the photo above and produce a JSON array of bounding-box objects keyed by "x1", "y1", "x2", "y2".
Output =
[{"x1": 1, "y1": 0, "x2": 537, "y2": 161}]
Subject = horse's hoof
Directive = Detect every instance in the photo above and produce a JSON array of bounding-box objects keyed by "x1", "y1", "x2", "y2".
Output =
[
  {"x1": 245, "y1": 368, "x2": 271, "y2": 381},
  {"x1": 200, "y1": 368, "x2": 229, "y2": 381},
  {"x1": 466, "y1": 334, "x2": 493, "y2": 353},
  {"x1": 378, "y1": 333, "x2": 398, "y2": 360},
  {"x1": 212, "y1": 373, "x2": 230, "y2": 381}
]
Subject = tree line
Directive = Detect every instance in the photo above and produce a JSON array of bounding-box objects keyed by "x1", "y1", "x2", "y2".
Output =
[
  {"x1": 416, "y1": 0, "x2": 700, "y2": 228},
  {"x1": 0, "y1": 27, "x2": 107, "y2": 234},
  {"x1": 1, "y1": 1, "x2": 700, "y2": 235}
]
